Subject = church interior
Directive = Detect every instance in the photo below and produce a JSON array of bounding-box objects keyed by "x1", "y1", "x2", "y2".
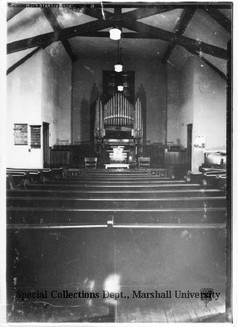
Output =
[{"x1": 6, "y1": 2, "x2": 232, "y2": 323}]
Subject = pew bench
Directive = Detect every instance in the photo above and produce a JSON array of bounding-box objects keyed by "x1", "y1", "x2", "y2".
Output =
[
  {"x1": 6, "y1": 168, "x2": 64, "y2": 189},
  {"x1": 185, "y1": 168, "x2": 226, "y2": 190},
  {"x1": 7, "y1": 173, "x2": 28, "y2": 189}
]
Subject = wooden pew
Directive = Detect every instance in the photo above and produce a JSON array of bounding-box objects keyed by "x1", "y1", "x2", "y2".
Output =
[
  {"x1": 7, "y1": 168, "x2": 47, "y2": 185},
  {"x1": 6, "y1": 172, "x2": 28, "y2": 189},
  {"x1": 7, "y1": 195, "x2": 226, "y2": 210},
  {"x1": 7, "y1": 168, "x2": 64, "y2": 188},
  {"x1": 6, "y1": 170, "x2": 227, "y2": 323},
  {"x1": 199, "y1": 167, "x2": 226, "y2": 189}
]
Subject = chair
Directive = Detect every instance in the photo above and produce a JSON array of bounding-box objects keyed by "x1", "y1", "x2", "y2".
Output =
[
  {"x1": 138, "y1": 157, "x2": 150, "y2": 168},
  {"x1": 84, "y1": 157, "x2": 97, "y2": 169}
]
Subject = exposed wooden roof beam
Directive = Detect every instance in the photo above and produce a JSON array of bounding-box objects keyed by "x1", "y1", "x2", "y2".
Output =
[
  {"x1": 121, "y1": 6, "x2": 178, "y2": 21},
  {"x1": 8, "y1": 20, "x2": 228, "y2": 60},
  {"x1": 7, "y1": 6, "x2": 24, "y2": 21},
  {"x1": 199, "y1": 55, "x2": 227, "y2": 80},
  {"x1": 7, "y1": 46, "x2": 42, "y2": 75},
  {"x1": 7, "y1": 18, "x2": 114, "y2": 54},
  {"x1": 162, "y1": 8, "x2": 196, "y2": 63},
  {"x1": 7, "y1": 6, "x2": 228, "y2": 60},
  {"x1": 42, "y1": 8, "x2": 77, "y2": 62},
  {"x1": 75, "y1": 31, "x2": 154, "y2": 38},
  {"x1": 83, "y1": 6, "x2": 177, "y2": 22},
  {"x1": 203, "y1": 7, "x2": 231, "y2": 33},
  {"x1": 80, "y1": 6, "x2": 113, "y2": 20},
  {"x1": 7, "y1": 40, "x2": 52, "y2": 75},
  {"x1": 121, "y1": 20, "x2": 228, "y2": 59},
  {"x1": 184, "y1": 46, "x2": 227, "y2": 81}
]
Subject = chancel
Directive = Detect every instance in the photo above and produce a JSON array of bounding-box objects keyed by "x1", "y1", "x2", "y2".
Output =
[{"x1": 6, "y1": 1, "x2": 232, "y2": 324}]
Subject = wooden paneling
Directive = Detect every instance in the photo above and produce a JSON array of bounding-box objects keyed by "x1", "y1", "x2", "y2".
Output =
[{"x1": 50, "y1": 150, "x2": 70, "y2": 167}]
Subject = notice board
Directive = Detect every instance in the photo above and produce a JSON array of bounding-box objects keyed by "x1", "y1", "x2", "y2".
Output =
[
  {"x1": 14, "y1": 124, "x2": 28, "y2": 145},
  {"x1": 30, "y1": 125, "x2": 41, "y2": 148}
]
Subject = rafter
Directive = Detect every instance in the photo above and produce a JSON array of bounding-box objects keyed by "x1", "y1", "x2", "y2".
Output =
[
  {"x1": 121, "y1": 6, "x2": 178, "y2": 21},
  {"x1": 7, "y1": 6, "x2": 24, "y2": 21},
  {"x1": 121, "y1": 20, "x2": 227, "y2": 59},
  {"x1": 42, "y1": 8, "x2": 77, "y2": 62},
  {"x1": 83, "y1": 6, "x2": 177, "y2": 23},
  {"x1": 184, "y1": 46, "x2": 227, "y2": 81},
  {"x1": 7, "y1": 18, "x2": 114, "y2": 54},
  {"x1": 7, "y1": 6, "x2": 228, "y2": 61},
  {"x1": 202, "y1": 7, "x2": 231, "y2": 33},
  {"x1": 199, "y1": 55, "x2": 227, "y2": 80},
  {"x1": 80, "y1": 6, "x2": 113, "y2": 20},
  {"x1": 7, "y1": 47, "x2": 42, "y2": 75},
  {"x1": 162, "y1": 8, "x2": 196, "y2": 63}
]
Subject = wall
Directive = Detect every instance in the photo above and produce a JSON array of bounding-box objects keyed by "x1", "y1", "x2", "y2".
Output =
[
  {"x1": 7, "y1": 52, "x2": 43, "y2": 168},
  {"x1": 192, "y1": 58, "x2": 226, "y2": 171},
  {"x1": 193, "y1": 59, "x2": 226, "y2": 149},
  {"x1": 42, "y1": 42, "x2": 72, "y2": 146},
  {"x1": 166, "y1": 65, "x2": 180, "y2": 144},
  {"x1": 72, "y1": 56, "x2": 167, "y2": 144},
  {"x1": 177, "y1": 57, "x2": 195, "y2": 148},
  {"x1": 7, "y1": 42, "x2": 72, "y2": 168},
  {"x1": 166, "y1": 56, "x2": 226, "y2": 172}
]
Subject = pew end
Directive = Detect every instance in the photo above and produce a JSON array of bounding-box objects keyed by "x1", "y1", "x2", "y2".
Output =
[{"x1": 84, "y1": 157, "x2": 98, "y2": 169}]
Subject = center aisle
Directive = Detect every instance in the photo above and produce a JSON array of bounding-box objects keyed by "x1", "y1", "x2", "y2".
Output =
[{"x1": 7, "y1": 169, "x2": 227, "y2": 322}]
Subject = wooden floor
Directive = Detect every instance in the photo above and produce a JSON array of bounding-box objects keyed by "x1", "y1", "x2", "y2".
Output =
[
  {"x1": 116, "y1": 291, "x2": 226, "y2": 322},
  {"x1": 7, "y1": 169, "x2": 228, "y2": 323}
]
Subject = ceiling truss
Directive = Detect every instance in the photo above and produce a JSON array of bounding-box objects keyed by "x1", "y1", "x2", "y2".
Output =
[
  {"x1": 162, "y1": 8, "x2": 196, "y2": 63},
  {"x1": 42, "y1": 8, "x2": 77, "y2": 62},
  {"x1": 7, "y1": 4, "x2": 231, "y2": 77}
]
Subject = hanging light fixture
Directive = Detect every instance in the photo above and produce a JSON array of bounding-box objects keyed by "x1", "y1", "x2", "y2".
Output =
[
  {"x1": 109, "y1": 27, "x2": 121, "y2": 40},
  {"x1": 117, "y1": 85, "x2": 123, "y2": 92},
  {"x1": 114, "y1": 63, "x2": 123, "y2": 73},
  {"x1": 114, "y1": 41, "x2": 123, "y2": 73},
  {"x1": 109, "y1": 7, "x2": 122, "y2": 41}
]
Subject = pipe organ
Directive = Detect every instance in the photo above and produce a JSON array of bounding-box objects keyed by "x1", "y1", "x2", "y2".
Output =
[{"x1": 94, "y1": 92, "x2": 143, "y2": 140}]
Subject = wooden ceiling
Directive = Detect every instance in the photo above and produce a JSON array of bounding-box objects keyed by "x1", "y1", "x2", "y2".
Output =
[{"x1": 7, "y1": 2, "x2": 232, "y2": 78}]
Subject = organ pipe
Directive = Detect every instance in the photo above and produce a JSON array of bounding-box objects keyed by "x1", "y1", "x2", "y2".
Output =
[{"x1": 95, "y1": 94, "x2": 143, "y2": 139}]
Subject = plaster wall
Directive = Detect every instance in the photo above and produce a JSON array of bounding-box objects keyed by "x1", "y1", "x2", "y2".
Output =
[
  {"x1": 72, "y1": 56, "x2": 167, "y2": 144},
  {"x1": 166, "y1": 56, "x2": 226, "y2": 172},
  {"x1": 166, "y1": 66, "x2": 180, "y2": 145},
  {"x1": 7, "y1": 42, "x2": 72, "y2": 168},
  {"x1": 193, "y1": 59, "x2": 226, "y2": 150},
  {"x1": 177, "y1": 57, "x2": 195, "y2": 148},
  {"x1": 42, "y1": 42, "x2": 72, "y2": 146},
  {"x1": 192, "y1": 58, "x2": 226, "y2": 171},
  {"x1": 7, "y1": 52, "x2": 43, "y2": 168}
]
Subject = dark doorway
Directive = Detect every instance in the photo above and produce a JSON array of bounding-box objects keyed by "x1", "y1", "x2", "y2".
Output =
[
  {"x1": 187, "y1": 124, "x2": 193, "y2": 170},
  {"x1": 43, "y1": 122, "x2": 50, "y2": 167}
]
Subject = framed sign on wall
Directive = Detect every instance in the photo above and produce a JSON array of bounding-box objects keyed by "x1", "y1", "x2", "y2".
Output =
[
  {"x1": 14, "y1": 124, "x2": 28, "y2": 145},
  {"x1": 30, "y1": 125, "x2": 41, "y2": 149}
]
